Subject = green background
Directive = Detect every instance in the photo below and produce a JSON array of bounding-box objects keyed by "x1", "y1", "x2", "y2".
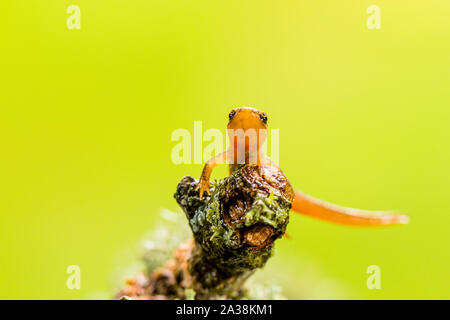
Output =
[{"x1": 1, "y1": 1, "x2": 449, "y2": 299}]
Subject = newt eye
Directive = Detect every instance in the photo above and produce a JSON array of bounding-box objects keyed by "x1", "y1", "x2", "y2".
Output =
[
  {"x1": 229, "y1": 110, "x2": 236, "y2": 121},
  {"x1": 259, "y1": 112, "x2": 268, "y2": 124}
]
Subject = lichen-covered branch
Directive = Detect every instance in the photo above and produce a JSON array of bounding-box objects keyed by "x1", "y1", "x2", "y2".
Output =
[{"x1": 118, "y1": 164, "x2": 294, "y2": 300}]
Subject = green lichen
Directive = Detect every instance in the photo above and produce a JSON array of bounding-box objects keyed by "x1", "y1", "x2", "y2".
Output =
[{"x1": 244, "y1": 196, "x2": 289, "y2": 228}]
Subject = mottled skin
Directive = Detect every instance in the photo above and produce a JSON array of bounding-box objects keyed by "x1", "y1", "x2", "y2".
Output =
[{"x1": 198, "y1": 107, "x2": 409, "y2": 227}]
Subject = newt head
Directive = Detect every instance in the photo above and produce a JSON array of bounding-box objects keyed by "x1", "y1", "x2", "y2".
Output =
[
  {"x1": 227, "y1": 107, "x2": 268, "y2": 153},
  {"x1": 227, "y1": 107, "x2": 267, "y2": 131}
]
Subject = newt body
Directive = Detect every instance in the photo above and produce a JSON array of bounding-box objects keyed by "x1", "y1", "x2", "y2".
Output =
[{"x1": 197, "y1": 107, "x2": 409, "y2": 227}]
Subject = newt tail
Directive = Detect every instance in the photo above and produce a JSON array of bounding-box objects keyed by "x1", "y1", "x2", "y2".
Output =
[{"x1": 292, "y1": 190, "x2": 409, "y2": 227}]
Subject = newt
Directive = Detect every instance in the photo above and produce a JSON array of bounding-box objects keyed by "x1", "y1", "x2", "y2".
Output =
[{"x1": 197, "y1": 107, "x2": 409, "y2": 227}]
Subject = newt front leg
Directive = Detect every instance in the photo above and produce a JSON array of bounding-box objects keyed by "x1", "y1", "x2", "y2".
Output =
[{"x1": 197, "y1": 151, "x2": 228, "y2": 199}]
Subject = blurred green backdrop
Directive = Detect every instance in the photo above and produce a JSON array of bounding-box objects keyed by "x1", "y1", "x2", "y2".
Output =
[{"x1": 1, "y1": 1, "x2": 449, "y2": 299}]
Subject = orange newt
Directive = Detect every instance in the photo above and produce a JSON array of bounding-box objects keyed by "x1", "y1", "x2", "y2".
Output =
[{"x1": 197, "y1": 107, "x2": 409, "y2": 227}]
